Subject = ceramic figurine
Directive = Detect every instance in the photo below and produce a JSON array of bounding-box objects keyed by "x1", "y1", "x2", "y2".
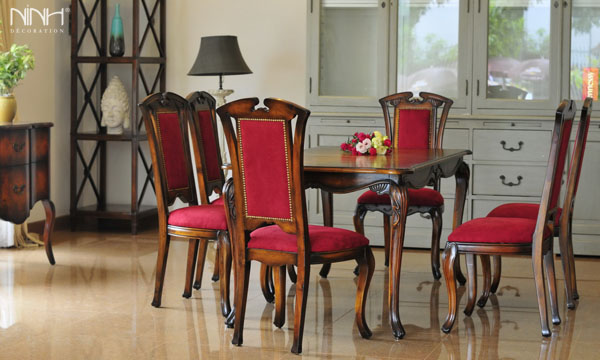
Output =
[{"x1": 101, "y1": 76, "x2": 130, "y2": 134}]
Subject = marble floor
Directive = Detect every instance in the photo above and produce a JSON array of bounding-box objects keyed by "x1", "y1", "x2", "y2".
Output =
[{"x1": 0, "y1": 229, "x2": 599, "y2": 359}]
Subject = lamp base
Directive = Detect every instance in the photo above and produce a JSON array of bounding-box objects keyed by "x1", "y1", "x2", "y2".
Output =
[{"x1": 208, "y1": 89, "x2": 234, "y2": 107}]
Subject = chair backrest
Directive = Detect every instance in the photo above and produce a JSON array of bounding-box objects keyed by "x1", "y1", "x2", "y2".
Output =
[
  {"x1": 187, "y1": 91, "x2": 225, "y2": 205},
  {"x1": 139, "y1": 92, "x2": 197, "y2": 224},
  {"x1": 534, "y1": 100, "x2": 576, "y2": 247},
  {"x1": 562, "y1": 98, "x2": 593, "y2": 226},
  {"x1": 379, "y1": 91, "x2": 453, "y2": 151},
  {"x1": 217, "y1": 98, "x2": 311, "y2": 245}
]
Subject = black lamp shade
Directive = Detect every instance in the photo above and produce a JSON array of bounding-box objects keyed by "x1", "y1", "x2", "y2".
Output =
[{"x1": 188, "y1": 36, "x2": 252, "y2": 76}]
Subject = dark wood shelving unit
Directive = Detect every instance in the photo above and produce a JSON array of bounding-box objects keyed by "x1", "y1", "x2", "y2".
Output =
[{"x1": 70, "y1": 0, "x2": 166, "y2": 234}]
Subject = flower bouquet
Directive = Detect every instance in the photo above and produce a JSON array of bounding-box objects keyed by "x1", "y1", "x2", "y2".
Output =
[{"x1": 340, "y1": 131, "x2": 392, "y2": 155}]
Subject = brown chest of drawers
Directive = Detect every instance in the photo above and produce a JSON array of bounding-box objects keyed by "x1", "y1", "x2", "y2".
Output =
[{"x1": 0, "y1": 123, "x2": 56, "y2": 264}]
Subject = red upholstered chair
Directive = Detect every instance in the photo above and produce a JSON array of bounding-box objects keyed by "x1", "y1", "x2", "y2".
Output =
[
  {"x1": 483, "y1": 98, "x2": 592, "y2": 309},
  {"x1": 353, "y1": 92, "x2": 454, "y2": 280},
  {"x1": 186, "y1": 91, "x2": 230, "y2": 299},
  {"x1": 218, "y1": 98, "x2": 375, "y2": 354},
  {"x1": 441, "y1": 100, "x2": 577, "y2": 337},
  {"x1": 139, "y1": 92, "x2": 230, "y2": 317}
]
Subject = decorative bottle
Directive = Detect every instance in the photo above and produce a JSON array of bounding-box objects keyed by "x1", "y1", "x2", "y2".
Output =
[{"x1": 109, "y1": 4, "x2": 125, "y2": 57}]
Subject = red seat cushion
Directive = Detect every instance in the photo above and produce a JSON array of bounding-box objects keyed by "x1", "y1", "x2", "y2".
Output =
[
  {"x1": 356, "y1": 188, "x2": 444, "y2": 207},
  {"x1": 448, "y1": 217, "x2": 551, "y2": 244},
  {"x1": 211, "y1": 197, "x2": 225, "y2": 206},
  {"x1": 487, "y1": 203, "x2": 562, "y2": 227},
  {"x1": 168, "y1": 205, "x2": 227, "y2": 230},
  {"x1": 248, "y1": 225, "x2": 369, "y2": 253}
]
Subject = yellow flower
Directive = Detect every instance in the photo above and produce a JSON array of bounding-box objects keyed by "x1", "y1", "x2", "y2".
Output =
[
  {"x1": 372, "y1": 136, "x2": 383, "y2": 148},
  {"x1": 376, "y1": 145, "x2": 388, "y2": 155},
  {"x1": 373, "y1": 131, "x2": 383, "y2": 139}
]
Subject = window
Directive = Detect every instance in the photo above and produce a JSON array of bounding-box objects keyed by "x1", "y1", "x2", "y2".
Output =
[{"x1": 569, "y1": 0, "x2": 600, "y2": 101}]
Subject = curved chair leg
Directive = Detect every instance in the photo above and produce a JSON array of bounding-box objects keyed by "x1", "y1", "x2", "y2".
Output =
[
  {"x1": 192, "y1": 239, "x2": 209, "y2": 290},
  {"x1": 152, "y1": 233, "x2": 171, "y2": 308},
  {"x1": 477, "y1": 255, "x2": 492, "y2": 308},
  {"x1": 319, "y1": 190, "x2": 335, "y2": 279},
  {"x1": 183, "y1": 239, "x2": 200, "y2": 298},
  {"x1": 455, "y1": 254, "x2": 467, "y2": 286},
  {"x1": 442, "y1": 244, "x2": 459, "y2": 333},
  {"x1": 232, "y1": 261, "x2": 251, "y2": 346},
  {"x1": 544, "y1": 248, "x2": 561, "y2": 325},
  {"x1": 568, "y1": 217, "x2": 579, "y2": 300},
  {"x1": 291, "y1": 262, "x2": 311, "y2": 354},
  {"x1": 273, "y1": 265, "x2": 286, "y2": 328},
  {"x1": 383, "y1": 214, "x2": 391, "y2": 267},
  {"x1": 212, "y1": 240, "x2": 220, "y2": 282},
  {"x1": 219, "y1": 231, "x2": 232, "y2": 317},
  {"x1": 464, "y1": 254, "x2": 477, "y2": 316},
  {"x1": 430, "y1": 208, "x2": 442, "y2": 280},
  {"x1": 260, "y1": 264, "x2": 275, "y2": 303},
  {"x1": 533, "y1": 246, "x2": 551, "y2": 337},
  {"x1": 287, "y1": 265, "x2": 297, "y2": 283},
  {"x1": 559, "y1": 220, "x2": 576, "y2": 308},
  {"x1": 355, "y1": 247, "x2": 375, "y2": 339},
  {"x1": 490, "y1": 256, "x2": 502, "y2": 294},
  {"x1": 41, "y1": 200, "x2": 56, "y2": 265}
]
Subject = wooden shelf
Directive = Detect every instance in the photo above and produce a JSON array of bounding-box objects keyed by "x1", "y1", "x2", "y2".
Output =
[
  {"x1": 73, "y1": 204, "x2": 157, "y2": 220},
  {"x1": 74, "y1": 56, "x2": 166, "y2": 64},
  {"x1": 73, "y1": 132, "x2": 148, "y2": 141}
]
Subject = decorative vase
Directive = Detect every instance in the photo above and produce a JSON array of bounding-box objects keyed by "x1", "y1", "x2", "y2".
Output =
[
  {"x1": 109, "y1": 4, "x2": 125, "y2": 57},
  {"x1": 0, "y1": 94, "x2": 17, "y2": 125}
]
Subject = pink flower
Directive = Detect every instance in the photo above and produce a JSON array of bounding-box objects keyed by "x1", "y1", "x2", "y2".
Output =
[
  {"x1": 357, "y1": 132, "x2": 367, "y2": 142},
  {"x1": 369, "y1": 147, "x2": 377, "y2": 155},
  {"x1": 362, "y1": 138, "x2": 371, "y2": 148},
  {"x1": 352, "y1": 138, "x2": 358, "y2": 144},
  {"x1": 383, "y1": 139, "x2": 392, "y2": 147},
  {"x1": 355, "y1": 142, "x2": 368, "y2": 154}
]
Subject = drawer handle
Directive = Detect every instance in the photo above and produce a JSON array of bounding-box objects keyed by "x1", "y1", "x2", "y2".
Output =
[
  {"x1": 499, "y1": 175, "x2": 523, "y2": 187},
  {"x1": 12, "y1": 184, "x2": 26, "y2": 194},
  {"x1": 12, "y1": 143, "x2": 25, "y2": 152},
  {"x1": 500, "y1": 140, "x2": 524, "y2": 152}
]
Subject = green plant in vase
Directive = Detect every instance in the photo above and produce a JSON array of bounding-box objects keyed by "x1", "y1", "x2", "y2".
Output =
[{"x1": 0, "y1": 44, "x2": 35, "y2": 125}]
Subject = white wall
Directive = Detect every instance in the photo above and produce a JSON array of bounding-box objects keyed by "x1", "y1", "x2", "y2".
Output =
[{"x1": 12, "y1": 0, "x2": 307, "y2": 221}]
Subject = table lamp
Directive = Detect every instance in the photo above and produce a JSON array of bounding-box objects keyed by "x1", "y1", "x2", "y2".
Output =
[{"x1": 188, "y1": 35, "x2": 252, "y2": 106}]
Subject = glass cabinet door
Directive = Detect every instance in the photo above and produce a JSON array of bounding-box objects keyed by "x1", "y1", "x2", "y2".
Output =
[
  {"x1": 567, "y1": 0, "x2": 600, "y2": 103},
  {"x1": 473, "y1": 0, "x2": 561, "y2": 111},
  {"x1": 308, "y1": 0, "x2": 389, "y2": 107},
  {"x1": 395, "y1": 0, "x2": 470, "y2": 109}
]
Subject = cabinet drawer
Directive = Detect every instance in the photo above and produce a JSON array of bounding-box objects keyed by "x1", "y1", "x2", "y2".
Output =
[
  {"x1": 31, "y1": 127, "x2": 50, "y2": 162},
  {"x1": 472, "y1": 129, "x2": 550, "y2": 162},
  {"x1": 0, "y1": 129, "x2": 29, "y2": 166},
  {"x1": 0, "y1": 165, "x2": 30, "y2": 224},
  {"x1": 473, "y1": 164, "x2": 545, "y2": 196}
]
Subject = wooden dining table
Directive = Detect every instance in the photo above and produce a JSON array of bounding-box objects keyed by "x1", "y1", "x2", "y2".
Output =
[{"x1": 302, "y1": 146, "x2": 471, "y2": 339}]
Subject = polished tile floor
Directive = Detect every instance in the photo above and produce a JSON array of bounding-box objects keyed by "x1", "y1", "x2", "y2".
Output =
[{"x1": 1, "y1": 229, "x2": 599, "y2": 359}]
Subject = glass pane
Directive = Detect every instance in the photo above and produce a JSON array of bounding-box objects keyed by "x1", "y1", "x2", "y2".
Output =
[
  {"x1": 397, "y1": 0, "x2": 460, "y2": 98},
  {"x1": 570, "y1": 0, "x2": 600, "y2": 101},
  {"x1": 486, "y1": 0, "x2": 551, "y2": 100},
  {"x1": 319, "y1": 0, "x2": 379, "y2": 97}
]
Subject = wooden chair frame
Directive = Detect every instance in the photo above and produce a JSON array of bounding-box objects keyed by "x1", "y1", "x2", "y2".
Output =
[
  {"x1": 441, "y1": 100, "x2": 577, "y2": 337},
  {"x1": 219, "y1": 97, "x2": 375, "y2": 354},
  {"x1": 351, "y1": 91, "x2": 459, "y2": 281},
  {"x1": 480, "y1": 98, "x2": 592, "y2": 309},
  {"x1": 139, "y1": 92, "x2": 230, "y2": 317}
]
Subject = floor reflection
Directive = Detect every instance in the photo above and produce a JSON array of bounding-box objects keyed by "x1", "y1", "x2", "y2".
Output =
[{"x1": 0, "y1": 254, "x2": 15, "y2": 329}]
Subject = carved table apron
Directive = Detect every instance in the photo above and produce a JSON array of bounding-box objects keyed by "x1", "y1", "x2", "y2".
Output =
[
  {"x1": 0, "y1": 123, "x2": 56, "y2": 265},
  {"x1": 302, "y1": 146, "x2": 471, "y2": 339}
]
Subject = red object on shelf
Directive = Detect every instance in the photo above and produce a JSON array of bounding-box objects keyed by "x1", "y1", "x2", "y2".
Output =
[{"x1": 583, "y1": 67, "x2": 598, "y2": 100}]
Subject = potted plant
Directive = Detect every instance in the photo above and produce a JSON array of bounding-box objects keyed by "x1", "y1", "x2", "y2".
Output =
[{"x1": 0, "y1": 44, "x2": 35, "y2": 125}]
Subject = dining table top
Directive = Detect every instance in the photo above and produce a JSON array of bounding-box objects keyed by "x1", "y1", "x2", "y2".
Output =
[{"x1": 302, "y1": 146, "x2": 472, "y2": 174}]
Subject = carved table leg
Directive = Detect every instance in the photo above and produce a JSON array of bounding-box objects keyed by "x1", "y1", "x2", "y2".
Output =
[
  {"x1": 319, "y1": 190, "x2": 333, "y2": 278},
  {"x1": 41, "y1": 200, "x2": 56, "y2": 265},
  {"x1": 388, "y1": 183, "x2": 408, "y2": 339},
  {"x1": 452, "y1": 162, "x2": 469, "y2": 286}
]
